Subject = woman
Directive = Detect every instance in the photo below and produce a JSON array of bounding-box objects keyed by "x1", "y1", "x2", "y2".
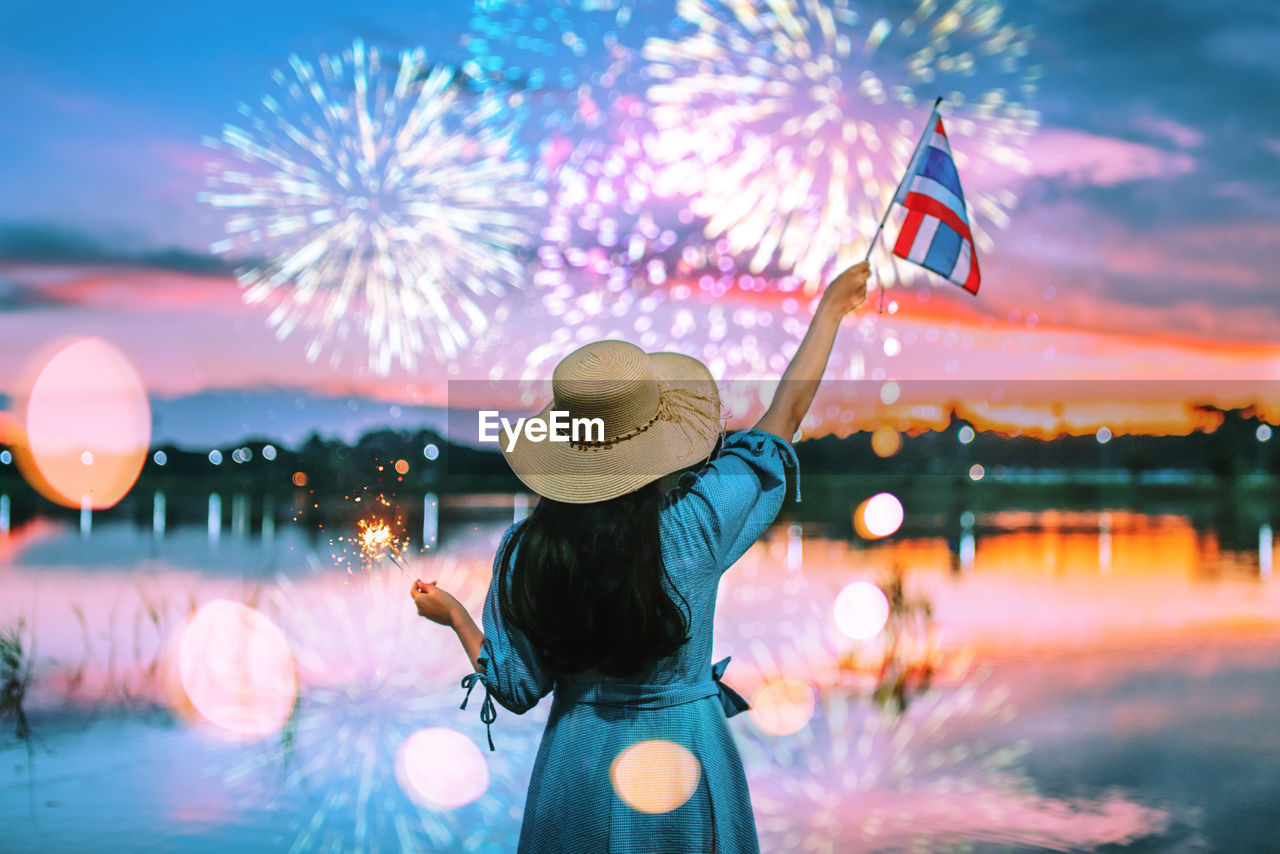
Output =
[{"x1": 412, "y1": 261, "x2": 870, "y2": 852}]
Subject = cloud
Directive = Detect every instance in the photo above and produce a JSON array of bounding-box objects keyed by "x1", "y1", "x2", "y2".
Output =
[
  {"x1": 1020, "y1": 129, "x2": 1197, "y2": 188},
  {"x1": 1204, "y1": 26, "x2": 1280, "y2": 73},
  {"x1": 983, "y1": 195, "x2": 1280, "y2": 341},
  {"x1": 1132, "y1": 114, "x2": 1205, "y2": 150},
  {"x1": 0, "y1": 223, "x2": 231, "y2": 274}
]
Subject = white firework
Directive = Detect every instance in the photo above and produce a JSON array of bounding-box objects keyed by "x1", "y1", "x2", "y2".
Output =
[
  {"x1": 201, "y1": 39, "x2": 545, "y2": 374},
  {"x1": 643, "y1": 0, "x2": 1040, "y2": 293}
]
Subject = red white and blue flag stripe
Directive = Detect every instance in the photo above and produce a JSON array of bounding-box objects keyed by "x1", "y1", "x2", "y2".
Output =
[{"x1": 891, "y1": 115, "x2": 980, "y2": 294}]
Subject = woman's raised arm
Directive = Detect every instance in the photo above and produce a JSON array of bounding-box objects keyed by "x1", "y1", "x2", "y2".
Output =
[{"x1": 754, "y1": 261, "x2": 871, "y2": 441}]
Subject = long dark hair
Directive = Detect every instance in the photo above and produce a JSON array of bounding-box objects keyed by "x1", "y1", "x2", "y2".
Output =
[{"x1": 496, "y1": 480, "x2": 692, "y2": 676}]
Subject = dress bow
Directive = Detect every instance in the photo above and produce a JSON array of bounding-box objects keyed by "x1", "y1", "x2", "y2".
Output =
[{"x1": 711, "y1": 656, "x2": 751, "y2": 718}]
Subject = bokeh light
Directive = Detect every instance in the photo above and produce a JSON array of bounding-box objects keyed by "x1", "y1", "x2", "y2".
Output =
[
  {"x1": 610, "y1": 739, "x2": 702, "y2": 814},
  {"x1": 1259, "y1": 424, "x2": 1273, "y2": 442},
  {"x1": 853, "y1": 492, "x2": 904, "y2": 539},
  {"x1": 176, "y1": 599, "x2": 297, "y2": 738},
  {"x1": 12, "y1": 337, "x2": 150, "y2": 510},
  {"x1": 395, "y1": 727, "x2": 490, "y2": 810},
  {"x1": 833, "y1": 581, "x2": 890, "y2": 640},
  {"x1": 969, "y1": 463, "x2": 986, "y2": 481},
  {"x1": 750, "y1": 677, "x2": 817, "y2": 736},
  {"x1": 870, "y1": 425, "x2": 902, "y2": 458}
]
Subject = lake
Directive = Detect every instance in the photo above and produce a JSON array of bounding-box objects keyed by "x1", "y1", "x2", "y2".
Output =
[{"x1": 1, "y1": 488, "x2": 1278, "y2": 852}]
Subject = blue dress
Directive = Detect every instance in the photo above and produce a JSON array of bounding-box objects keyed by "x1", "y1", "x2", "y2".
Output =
[{"x1": 460, "y1": 429, "x2": 799, "y2": 853}]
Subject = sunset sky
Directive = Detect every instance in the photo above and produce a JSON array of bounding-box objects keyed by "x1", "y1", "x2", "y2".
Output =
[{"x1": 1, "y1": 0, "x2": 1278, "y2": 447}]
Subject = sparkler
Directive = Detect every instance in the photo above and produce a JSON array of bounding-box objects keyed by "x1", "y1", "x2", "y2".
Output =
[
  {"x1": 642, "y1": 0, "x2": 1039, "y2": 293},
  {"x1": 357, "y1": 519, "x2": 410, "y2": 570},
  {"x1": 200, "y1": 38, "x2": 544, "y2": 374}
]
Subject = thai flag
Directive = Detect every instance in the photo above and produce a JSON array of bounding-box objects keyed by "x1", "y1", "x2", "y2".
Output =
[{"x1": 890, "y1": 113, "x2": 980, "y2": 295}]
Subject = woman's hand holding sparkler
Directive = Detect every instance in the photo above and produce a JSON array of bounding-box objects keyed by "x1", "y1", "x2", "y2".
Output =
[
  {"x1": 411, "y1": 579, "x2": 460, "y2": 626},
  {"x1": 412, "y1": 579, "x2": 486, "y2": 672}
]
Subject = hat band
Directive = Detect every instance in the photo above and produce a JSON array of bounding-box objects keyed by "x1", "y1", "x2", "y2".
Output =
[{"x1": 570, "y1": 385, "x2": 720, "y2": 452}]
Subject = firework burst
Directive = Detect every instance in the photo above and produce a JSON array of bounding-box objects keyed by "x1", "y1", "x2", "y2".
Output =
[
  {"x1": 522, "y1": 100, "x2": 818, "y2": 382},
  {"x1": 221, "y1": 564, "x2": 539, "y2": 852},
  {"x1": 464, "y1": 0, "x2": 658, "y2": 128},
  {"x1": 740, "y1": 675, "x2": 1033, "y2": 854},
  {"x1": 201, "y1": 38, "x2": 545, "y2": 374},
  {"x1": 643, "y1": 0, "x2": 1039, "y2": 293}
]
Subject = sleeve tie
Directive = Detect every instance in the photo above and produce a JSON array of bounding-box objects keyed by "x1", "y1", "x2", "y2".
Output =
[{"x1": 460, "y1": 672, "x2": 497, "y2": 751}]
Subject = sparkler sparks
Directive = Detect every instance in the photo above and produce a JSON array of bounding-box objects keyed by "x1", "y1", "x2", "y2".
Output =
[
  {"x1": 200, "y1": 38, "x2": 545, "y2": 374},
  {"x1": 357, "y1": 519, "x2": 410, "y2": 570},
  {"x1": 642, "y1": 0, "x2": 1039, "y2": 293}
]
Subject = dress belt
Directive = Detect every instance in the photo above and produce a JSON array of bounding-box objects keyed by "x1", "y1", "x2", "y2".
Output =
[{"x1": 552, "y1": 656, "x2": 751, "y2": 718}]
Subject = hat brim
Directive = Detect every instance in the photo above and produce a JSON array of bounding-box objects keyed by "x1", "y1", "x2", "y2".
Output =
[{"x1": 501, "y1": 351, "x2": 721, "y2": 504}]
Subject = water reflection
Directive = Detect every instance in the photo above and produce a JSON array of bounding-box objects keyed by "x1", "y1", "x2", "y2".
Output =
[
  {"x1": 785, "y1": 523, "x2": 802, "y2": 572},
  {"x1": 0, "y1": 495, "x2": 1277, "y2": 852},
  {"x1": 423, "y1": 492, "x2": 438, "y2": 549},
  {"x1": 208, "y1": 493, "x2": 221, "y2": 543},
  {"x1": 1262, "y1": 523, "x2": 1273, "y2": 579},
  {"x1": 153, "y1": 490, "x2": 165, "y2": 537}
]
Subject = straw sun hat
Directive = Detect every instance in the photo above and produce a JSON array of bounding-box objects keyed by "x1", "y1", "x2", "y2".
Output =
[{"x1": 501, "y1": 340, "x2": 723, "y2": 504}]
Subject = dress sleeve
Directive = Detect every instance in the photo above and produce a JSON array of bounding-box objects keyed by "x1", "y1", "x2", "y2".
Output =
[
  {"x1": 460, "y1": 522, "x2": 554, "y2": 750},
  {"x1": 665, "y1": 428, "x2": 800, "y2": 574}
]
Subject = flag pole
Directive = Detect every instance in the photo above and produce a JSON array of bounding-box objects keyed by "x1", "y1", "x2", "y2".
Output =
[{"x1": 864, "y1": 96, "x2": 943, "y2": 314}]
